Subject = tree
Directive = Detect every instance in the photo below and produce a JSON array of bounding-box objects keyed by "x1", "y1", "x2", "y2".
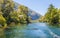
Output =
[
  {"x1": 0, "y1": 12, "x2": 6, "y2": 26},
  {"x1": 18, "y1": 5, "x2": 30, "y2": 24},
  {"x1": 44, "y1": 4, "x2": 59, "y2": 24},
  {"x1": 57, "y1": 9, "x2": 60, "y2": 23},
  {"x1": 9, "y1": 11, "x2": 20, "y2": 24},
  {"x1": 0, "y1": 0, "x2": 15, "y2": 24}
]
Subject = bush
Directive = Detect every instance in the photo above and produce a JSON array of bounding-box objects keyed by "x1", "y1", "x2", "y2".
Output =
[{"x1": 0, "y1": 15, "x2": 6, "y2": 26}]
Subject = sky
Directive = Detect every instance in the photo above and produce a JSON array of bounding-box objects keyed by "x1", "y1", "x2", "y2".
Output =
[{"x1": 13, "y1": 0, "x2": 60, "y2": 16}]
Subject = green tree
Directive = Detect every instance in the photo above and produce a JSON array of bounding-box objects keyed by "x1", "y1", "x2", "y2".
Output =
[
  {"x1": 0, "y1": 12, "x2": 6, "y2": 26},
  {"x1": 18, "y1": 5, "x2": 30, "y2": 24},
  {"x1": 57, "y1": 9, "x2": 60, "y2": 23},
  {"x1": 45, "y1": 4, "x2": 55, "y2": 22},
  {"x1": 0, "y1": 0, "x2": 15, "y2": 24},
  {"x1": 9, "y1": 11, "x2": 20, "y2": 24},
  {"x1": 45, "y1": 4, "x2": 59, "y2": 24}
]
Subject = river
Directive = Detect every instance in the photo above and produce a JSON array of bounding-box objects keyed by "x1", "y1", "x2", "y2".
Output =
[{"x1": 0, "y1": 23, "x2": 60, "y2": 38}]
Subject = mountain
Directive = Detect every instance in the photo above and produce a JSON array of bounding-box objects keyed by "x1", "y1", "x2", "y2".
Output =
[
  {"x1": 14, "y1": 2, "x2": 41, "y2": 20},
  {"x1": 28, "y1": 9, "x2": 41, "y2": 20}
]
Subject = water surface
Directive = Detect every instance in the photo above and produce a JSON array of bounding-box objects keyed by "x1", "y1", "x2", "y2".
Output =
[{"x1": 0, "y1": 23, "x2": 60, "y2": 38}]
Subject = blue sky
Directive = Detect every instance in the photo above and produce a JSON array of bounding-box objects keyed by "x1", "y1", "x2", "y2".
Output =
[{"x1": 13, "y1": 0, "x2": 60, "y2": 16}]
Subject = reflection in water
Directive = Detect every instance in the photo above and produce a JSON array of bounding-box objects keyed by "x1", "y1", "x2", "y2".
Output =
[
  {"x1": 4, "y1": 28, "x2": 14, "y2": 38},
  {"x1": 47, "y1": 24, "x2": 60, "y2": 28},
  {"x1": 4, "y1": 25, "x2": 27, "y2": 38},
  {"x1": 0, "y1": 23, "x2": 60, "y2": 38},
  {"x1": 0, "y1": 28, "x2": 6, "y2": 38}
]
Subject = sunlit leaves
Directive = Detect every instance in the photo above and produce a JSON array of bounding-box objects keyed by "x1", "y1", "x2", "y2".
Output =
[
  {"x1": 0, "y1": 12, "x2": 6, "y2": 25},
  {"x1": 43, "y1": 4, "x2": 60, "y2": 24},
  {"x1": 0, "y1": 0, "x2": 30, "y2": 26}
]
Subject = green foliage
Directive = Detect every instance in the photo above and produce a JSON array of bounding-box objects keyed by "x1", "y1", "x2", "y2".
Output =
[
  {"x1": 0, "y1": 0, "x2": 15, "y2": 25},
  {"x1": 0, "y1": 12, "x2": 6, "y2": 26},
  {"x1": 18, "y1": 5, "x2": 30, "y2": 24},
  {"x1": 0, "y1": 0, "x2": 30, "y2": 27},
  {"x1": 41, "y1": 4, "x2": 60, "y2": 24},
  {"x1": 1, "y1": 0, "x2": 15, "y2": 18},
  {"x1": 9, "y1": 11, "x2": 20, "y2": 23},
  {"x1": 9, "y1": 5, "x2": 30, "y2": 24}
]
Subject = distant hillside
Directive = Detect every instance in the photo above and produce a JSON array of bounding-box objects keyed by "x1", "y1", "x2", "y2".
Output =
[
  {"x1": 28, "y1": 9, "x2": 41, "y2": 20},
  {"x1": 14, "y1": 2, "x2": 41, "y2": 20}
]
